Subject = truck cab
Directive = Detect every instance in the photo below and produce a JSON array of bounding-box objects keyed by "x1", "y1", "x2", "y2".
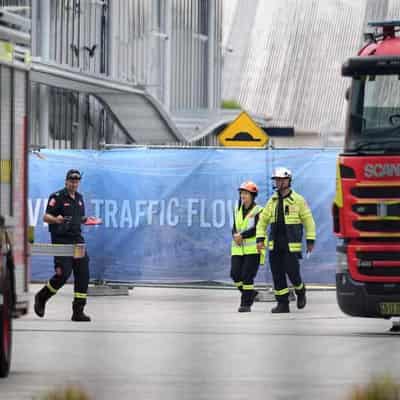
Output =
[{"x1": 334, "y1": 21, "x2": 400, "y2": 318}]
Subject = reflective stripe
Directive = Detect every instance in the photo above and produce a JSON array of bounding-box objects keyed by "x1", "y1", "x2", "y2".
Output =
[
  {"x1": 234, "y1": 281, "x2": 243, "y2": 287},
  {"x1": 46, "y1": 282, "x2": 57, "y2": 294},
  {"x1": 231, "y1": 240, "x2": 257, "y2": 248},
  {"x1": 243, "y1": 284, "x2": 254, "y2": 290},
  {"x1": 74, "y1": 292, "x2": 88, "y2": 299},
  {"x1": 288, "y1": 242, "x2": 302, "y2": 252},
  {"x1": 242, "y1": 240, "x2": 257, "y2": 247},
  {"x1": 274, "y1": 288, "x2": 289, "y2": 296},
  {"x1": 0, "y1": 160, "x2": 11, "y2": 183},
  {"x1": 267, "y1": 240, "x2": 302, "y2": 253},
  {"x1": 334, "y1": 160, "x2": 344, "y2": 207},
  {"x1": 248, "y1": 205, "x2": 263, "y2": 218},
  {"x1": 246, "y1": 216, "x2": 256, "y2": 230},
  {"x1": 259, "y1": 250, "x2": 265, "y2": 265},
  {"x1": 294, "y1": 283, "x2": 304, "y2": 290}
]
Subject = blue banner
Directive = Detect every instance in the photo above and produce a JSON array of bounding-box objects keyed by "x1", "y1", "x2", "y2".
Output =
[{"x1": 29, "y1": 148, "x2": 339, "y2": 284}]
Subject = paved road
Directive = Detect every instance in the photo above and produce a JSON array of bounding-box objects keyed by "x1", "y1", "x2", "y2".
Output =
[{"x1": 1, "y1": 285, "x2": 399, "y2": 400}]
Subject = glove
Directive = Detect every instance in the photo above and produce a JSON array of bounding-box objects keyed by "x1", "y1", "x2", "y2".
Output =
[{"x1": 83, "y1": 216, "x2": 102, "y2": 226}]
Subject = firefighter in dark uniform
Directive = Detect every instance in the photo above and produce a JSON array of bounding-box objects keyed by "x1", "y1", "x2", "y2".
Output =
[
  {"x1": 231, "y1": 181, "x2": 265, "y2": 312},
  {"x1": 256, "y1": 167, "x2": 316, "y2": 313},
  {"x1": 34, "y1": 169, "x2": 91, "y2": 322}
]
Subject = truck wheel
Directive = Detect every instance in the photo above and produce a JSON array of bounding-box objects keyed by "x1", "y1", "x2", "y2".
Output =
[{"x1": 0, "y1": 257, "x2": 12, "y2": 378}]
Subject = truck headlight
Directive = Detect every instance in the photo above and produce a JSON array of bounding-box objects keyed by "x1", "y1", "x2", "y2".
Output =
[{"x1": 337, "y1": 251, "x2": 348, "y2": 272}]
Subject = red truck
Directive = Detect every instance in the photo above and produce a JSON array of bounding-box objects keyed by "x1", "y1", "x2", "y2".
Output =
[
  {"x1": 333, "y1": 21, "x2": 400, "y2": 321},
  {"x1": 0, "y1": 41, "x2": 30, "y2": 377}
]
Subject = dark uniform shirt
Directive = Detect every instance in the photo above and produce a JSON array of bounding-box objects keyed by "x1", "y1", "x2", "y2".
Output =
[
  {"x1": 45, "y1": 188, "x2": 85, "y2": 244},
  {"x1": 274, "y1": 193, "x2": 289, "y2": 252},
  {"x1": 272, "y1": 190, "x2": 303, "y2": 257}
]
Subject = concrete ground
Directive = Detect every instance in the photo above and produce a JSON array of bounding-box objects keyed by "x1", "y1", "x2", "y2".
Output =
[{"x1": 1, "y1": 285, "x2": 399, "y2": 400}]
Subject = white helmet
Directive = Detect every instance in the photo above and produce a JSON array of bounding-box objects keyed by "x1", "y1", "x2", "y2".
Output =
[{"x1": 271, "y1": 167, "x2": 292, "y2": 179}]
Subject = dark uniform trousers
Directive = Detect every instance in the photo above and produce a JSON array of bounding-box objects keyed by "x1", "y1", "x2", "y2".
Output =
[
  {"x1": 230, "y1": 254, "x2": 260, "y2": 306},
  {"x1": 46, "y1": 232, "x2": 89, "y2": 304},
  {"x1": 269, "y1": 250, "x2": 304, "y2": 303},
  {"x1": 49, "y1": 254, "x2": 90, "y2": 298}
]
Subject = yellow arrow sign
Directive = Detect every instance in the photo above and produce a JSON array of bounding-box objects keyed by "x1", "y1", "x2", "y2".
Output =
[{"x1": 218, "y1": 111, "x2": 269, "y2": 147}]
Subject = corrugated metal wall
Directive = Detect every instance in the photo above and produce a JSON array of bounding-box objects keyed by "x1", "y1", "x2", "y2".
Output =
[
  {"x1": 109, "y1": 0, "x2": 222, "y2": 111},
  {"x1": 222, "y1": 0, "x2": 400, "y2": 135},
  {"x1": 49, "y1": 0, "x2": 108, "y2": 73},
  {"x1": 170, "y1": 0, "x2": 209, "y2": 110},
  {"x1": 109, "y1": 0, "x2": 165, "y2": 98},
  {"x1": 211, "y1": 0, "x2": 223, "y2": 110}
]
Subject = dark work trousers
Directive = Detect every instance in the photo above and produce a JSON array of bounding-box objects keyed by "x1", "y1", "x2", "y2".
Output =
[
  {"x1": 230, "y1": 254, "x2": 260, "y2": 306},
  {"x1": 269, "y1": 250, "x2": 304, "y2": 303},
  {"x1": 49, "y1": 254, "x2": 90, "y2": 302}
]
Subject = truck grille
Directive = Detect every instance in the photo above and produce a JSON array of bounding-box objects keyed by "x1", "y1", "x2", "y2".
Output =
[
  {"x1": 356, "y1": 251, "x2": 400, "y2": 261},
  {"x1": 359, "y1": 267, "x2": 400, "y2": 277},
  {"x1": 352, "y1": 203, "x2": 400, "y2": 216},
  {"x1": 357, "y1": 251, "x2": 400, "y2": 277},
  {"x1": 351, "y1": 186, "x2": 400, "y2": 199},
  {"x1": 353, "y1": 220, "x2": 400, "y2": 233}
]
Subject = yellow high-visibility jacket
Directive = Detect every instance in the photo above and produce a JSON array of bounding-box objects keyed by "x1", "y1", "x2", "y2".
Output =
[
  {"x1": 231, "y1": 204, "x2": 263, "y2": 256},
  {"x1": 256, "y1": 190, "x2": 316, "y2": 253}
]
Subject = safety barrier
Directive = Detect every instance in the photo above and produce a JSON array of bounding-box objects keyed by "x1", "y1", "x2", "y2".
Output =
[{"x1": 29, "y1": 148, "x2": 339, "y2": 284}]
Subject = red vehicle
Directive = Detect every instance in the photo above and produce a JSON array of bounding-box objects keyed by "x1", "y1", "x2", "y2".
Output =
[
  {"x1": 0, "y1": 44, "x2": 30, "y2": 376},
  {"x1": 333, "y1": 21, "x2": 400, "y2": 319}
]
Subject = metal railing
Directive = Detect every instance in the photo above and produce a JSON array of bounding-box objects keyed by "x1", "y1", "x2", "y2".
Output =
[
  {"x1": 0, "y1": 0, "x2": 30, "y2": 17},
  {"x1": 30, "y1": 87, "x2": 129, "y2": 150}
]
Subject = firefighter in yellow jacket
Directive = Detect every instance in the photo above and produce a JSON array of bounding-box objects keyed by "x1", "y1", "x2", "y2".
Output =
[
  {"x1": 256, "y1": 167, "x2": 316, "y2": 313},
  {"x1": 231, "y1": 181, "x2": 265, "y2": 312}
]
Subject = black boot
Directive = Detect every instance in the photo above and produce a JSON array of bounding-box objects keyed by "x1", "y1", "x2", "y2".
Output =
[
  {"x1": 390, "y1": 324, "x2": 400, "y2": 332},
  {"x1": 296, "y1": 287, "x2": 307, "y2": 309},
  {"x1": 238, "y1": 289, "x2": 244, "y2": 306},
  {"x1": 271, "y1": 302, "x2": 290, "y2": 313},
  {"x1": 71, "y1": 300, "x2": 91, "y2": 322},
  {"x1": 250, "y1": 290, "x2": 259, "y2": 305},
  {"x1": 34, "y1": 286, "x2": 54, "y2": 318},
  {"x1": 238, "y1": 291, "x2": 252, "y2": 312}
]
